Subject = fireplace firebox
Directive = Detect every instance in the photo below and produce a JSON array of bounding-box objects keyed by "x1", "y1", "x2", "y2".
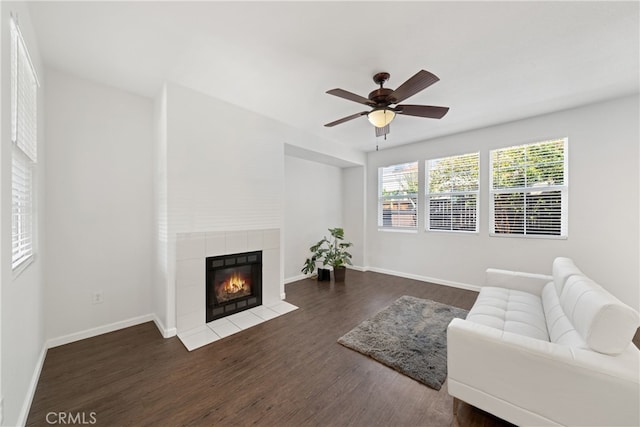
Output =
[{"x1": 206, "y1": 251, "x2": 262, "y2": 323}]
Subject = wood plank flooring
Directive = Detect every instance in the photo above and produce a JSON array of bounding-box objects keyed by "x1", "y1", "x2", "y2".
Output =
[{"x1": 26, "y1": 271, "x2": 518, "y2": 426}]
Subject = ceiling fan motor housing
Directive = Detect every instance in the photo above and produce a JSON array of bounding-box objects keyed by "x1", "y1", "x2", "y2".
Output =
[{"x1": 368, "y1": 88, "x2": 395, "y2": 105}]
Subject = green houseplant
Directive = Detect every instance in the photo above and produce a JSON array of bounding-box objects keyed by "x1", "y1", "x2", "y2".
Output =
[{"x1": 301, "y1": 227, "x2": 353, "y2": 282}]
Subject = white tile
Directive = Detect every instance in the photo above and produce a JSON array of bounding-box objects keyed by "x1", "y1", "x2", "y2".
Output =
[
  {"x1": 178, "y1": 327, "x2": 220, "y2": 351},
  {"x1": 177, "y1": 310, "x2": 204, "y2": 332},
  {"x1": 176, "y1": 258, "x2": 204, "y2": 288},
  {"x1": 205, "y1": 231, "x2": 226, "y2": 257},
  {"x1": 227, "y1": 311, "x2": 265, "y2": 330},
  {"x1": 176, "y1": 234, "x2": 205, "y2": 261},
  {"x1": 225, "y1": 231, "x2": 248, "y2": 254},
  {"x1": 176, "y1": 284, "x2": 203, "y2": 316},
  {"x1": 178, "y1": 303, "x2": 299, "y2": 351},
  {"x1": 179, "y1": 324, "x2": 209, "y2": 338},
  {"x1": 268, "y1": 301, "x2": 299, "y2": 315},
  {"x1": 247, "y1": 230, "x2": 264, "y2": 251},
  {"x1": 262, "y1": 262, "x2": 280, "y2": 286},
  {"x1": 250, "y1": 305, "x2": 280, "y2": 321},
  {"x1": 262, "y1": 248, "x2": 281, "y2": 300},
  {"x1": 207, "y1": 318, "x2": 242, "y2": 338},
  {"x1": 263, "y1": 229, "x2": 280, "y2": 249}
]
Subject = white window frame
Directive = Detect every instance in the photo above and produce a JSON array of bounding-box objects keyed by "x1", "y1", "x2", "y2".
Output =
[
  {"x1": 425, "y1": 152, "x2": 479, "y2": 233},
  {"x1": 10, "y1": 17, "x2": 39, "y2": 272},
  {"x1": 378, "y1": 161, "x2": 419, "y2": 231},
  {"x1": 489, "y1": 138, "x2": 568, "y2": 238}
]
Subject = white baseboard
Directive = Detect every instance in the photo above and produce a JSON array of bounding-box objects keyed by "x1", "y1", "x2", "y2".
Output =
[
  {"x1": 284, "y1": 265, "x2": 367, "y2": 284},
  {"x1": 284, "y1": 274, "x2": 307, "y2": 284},
  {"x1": 47, "y1": 314, "x2": 156, "y2": 349},
  {"x1": 16, "y1": 343, "x2": 48, "y2": 427},
  {"x1": 365, "y1": 266, "x2": 482, "y2": 292},
  {"x1": 283, "y1": 266, "x2": 477, "y2": 293},
  {"x1": 152, "y1": 314, "x2": 177, "y2": 338}
]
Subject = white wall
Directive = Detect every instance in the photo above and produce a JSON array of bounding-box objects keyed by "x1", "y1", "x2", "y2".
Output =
[
  {"x1": 284, "y1": 155, "x2": 343, "y2": 280},
  {"x1": 342, "y1": 165, "x2": 366, "y2": 269},
  {"x1": 44, "y1": 69, "x2": 154, "y2": 341},
  {"x1": 165, "y1": 83, "x2": 284, "y2": 234},
  {"x1": 0, "y1": 2, "x2": 46, "y2": 425},
  {"x1": 366, "y1": 95, "x2": 639, "y2": 310}
]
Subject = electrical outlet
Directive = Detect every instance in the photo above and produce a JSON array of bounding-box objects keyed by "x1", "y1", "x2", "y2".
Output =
[{"x1": 92, "y1": 291, "x2": 104, "y2": 305}]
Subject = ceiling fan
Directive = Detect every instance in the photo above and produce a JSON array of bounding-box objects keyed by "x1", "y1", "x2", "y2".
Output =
[{"x1": 324, "y1": 70, "x2": 449, "y2": 137}]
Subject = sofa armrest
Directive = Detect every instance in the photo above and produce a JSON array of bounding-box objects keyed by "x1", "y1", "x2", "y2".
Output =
[
  {"x1": 447, "y1": 318, "x2": 640, "y2": 427},
  {"x1": 485, "y1": 268, "x2": 552, "y2": 296}
]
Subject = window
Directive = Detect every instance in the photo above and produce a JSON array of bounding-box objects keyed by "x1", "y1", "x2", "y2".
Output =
[
  {"x1": 490, "y1": 138, "x2": 567, "y2": 237},
  {"x1": 426, "y1": 152, "x2": 479, "y2": 232},
  {"x1": 10, "y1": 18, "x2": 38, "y2": 270},
  {"x1": 378, "y1": 161, "x2": 418, "y2": 230}
]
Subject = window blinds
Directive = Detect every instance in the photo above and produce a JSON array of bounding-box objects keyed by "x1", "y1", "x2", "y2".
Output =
[
  {"x1": 490, "y1": 139, "x2": 567, "y2": 237},
  {"x1": 426, "y1": 152, "x2": 479, "y2": 232},
  {"x1": 10, "y1": 17, "x2": 38, "y2": 270}
]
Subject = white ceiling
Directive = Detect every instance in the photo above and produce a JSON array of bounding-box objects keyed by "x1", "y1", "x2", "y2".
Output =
[{"x1": 27, "y1": 1, "x2": 639, "y2": 152}]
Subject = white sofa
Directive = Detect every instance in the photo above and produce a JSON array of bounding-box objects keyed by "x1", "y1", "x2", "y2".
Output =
[{"x1": 447, "y1": 257, "x2": 640, "y2": 426}]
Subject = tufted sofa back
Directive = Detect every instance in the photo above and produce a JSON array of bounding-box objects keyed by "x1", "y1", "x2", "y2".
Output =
[
  {"x1": 559, "y1": 275, "x2": 639, "y2": 354},
  {"x1": 551, "y1": 257, "x2": 583, "y2": 294},
  {"x1": 543, "y1": 257, "x2": 639, "y2": 355}
]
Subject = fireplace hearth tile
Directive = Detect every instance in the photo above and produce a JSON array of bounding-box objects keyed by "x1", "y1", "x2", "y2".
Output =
[
  {"x1": 227, "y1": 311, "x2": 265, "y2": 330},
  {"x1": 269, "y1": 301, "x2": 298, "y2": 315},
  {"x1": 207, "y1": 318, "x2": 242, "y2": 338},
  {"x1": 178, "y1": 326, "x2": 221, "y2": 351},
  {"x1": 178, "y1": 300, "x2": 299, "y2": 351},
  {"x1": 250, "y1": 306, "x2": 280, "y2": 321}
]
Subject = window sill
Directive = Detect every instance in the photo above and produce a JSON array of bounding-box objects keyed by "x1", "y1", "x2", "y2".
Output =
[
  {"x1": 426, "y1": 229, "x2": 479, "y2": 235},
  {"x1": 378, "y1": 227, "x2": 418, "y2": 234},
  {"x1": 489, "y1": 233, "x2": 568, "y2": 240}
]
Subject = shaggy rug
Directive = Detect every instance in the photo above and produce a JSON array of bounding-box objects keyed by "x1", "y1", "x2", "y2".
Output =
[{"x1": 337, "y1": 295, "x2": 468, "y2": 390}]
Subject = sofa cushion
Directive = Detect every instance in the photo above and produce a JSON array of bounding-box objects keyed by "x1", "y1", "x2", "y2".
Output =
[
  {"x1": 466, "y1": 287, "x2": 549, "y2": 341},
  {"x1": 560, "y1": 275, "x2": 640, "y2": 355},
  {"x1": 552, "y1": 257, "x2": 584, "y2": 295},
  {"x1": 542, "y1": 282, "x2": 588, "y2": 349}
]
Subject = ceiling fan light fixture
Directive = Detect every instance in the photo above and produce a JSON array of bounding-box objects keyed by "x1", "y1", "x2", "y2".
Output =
[{"x1": 368, "y1": 108, "x2": 395, "y2": 128}]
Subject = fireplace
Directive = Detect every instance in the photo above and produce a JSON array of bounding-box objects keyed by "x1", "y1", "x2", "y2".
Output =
[{"x1": 206, "y1": 251, "x2": 262, "y2": 322}]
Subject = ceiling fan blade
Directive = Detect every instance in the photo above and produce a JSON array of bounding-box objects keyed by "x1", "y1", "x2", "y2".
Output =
[
  {"x1": 324, "y1": 111, "x2": 368, "y2": 127},
  {"x1": 375, "y1": 124, "x2": 390, "y2": 137},
  {"x1": 395, "y1": 104, "x2": 449, "y2": 119},
  {"x1": 326, "y1": 88, "x2": 374, "y2": 106},
  {"x1": 390, "y1": 70, "x2": 440, "y2": 104}
]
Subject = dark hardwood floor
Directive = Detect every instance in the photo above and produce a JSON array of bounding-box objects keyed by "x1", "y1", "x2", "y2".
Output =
[{"x1": 26, "y1": 271, "x2": 515, "y2": 426}]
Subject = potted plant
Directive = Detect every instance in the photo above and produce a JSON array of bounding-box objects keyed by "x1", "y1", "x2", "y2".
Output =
[
  {"x1": 301, "y1": 227, "x2": 353, "y2": 282},
  {"x1": 301, "y1": 238, "x2": 331, "y2": 281}
]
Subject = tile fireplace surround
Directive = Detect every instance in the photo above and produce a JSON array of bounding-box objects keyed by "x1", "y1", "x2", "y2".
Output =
[{"x1": 175, "y1": 228, "x2": 297, "y2": 350}]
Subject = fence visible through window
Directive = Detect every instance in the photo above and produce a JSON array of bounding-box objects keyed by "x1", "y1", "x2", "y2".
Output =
[{"x1": 378, "y1": 161, "x2": 418, "y2": 230}]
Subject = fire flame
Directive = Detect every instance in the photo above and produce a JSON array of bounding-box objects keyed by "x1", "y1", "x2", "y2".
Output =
[{"x1": 223, "y1": 272, "x2": 248, "y2": 294}]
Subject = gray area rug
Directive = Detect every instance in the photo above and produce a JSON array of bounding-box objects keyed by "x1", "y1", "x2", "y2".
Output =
[{"x1": 337, "y1": 295, "x2": 468, "y2": 390}]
